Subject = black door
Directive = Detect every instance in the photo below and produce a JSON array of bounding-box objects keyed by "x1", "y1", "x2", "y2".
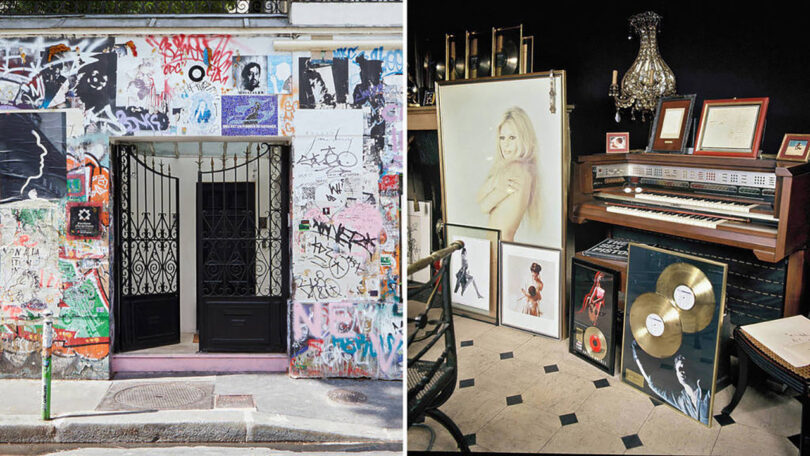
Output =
[
  {"x1": 113, "y1": 144, "x2": 180, "y2": 352},
  {"x1": 197, "y1": 144, "x2": 289, "y2": 352}
]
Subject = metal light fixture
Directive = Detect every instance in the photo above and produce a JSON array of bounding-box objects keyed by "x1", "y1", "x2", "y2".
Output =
[{"x1": 609, "y1": 11, "x2": 676, "y2": 122}]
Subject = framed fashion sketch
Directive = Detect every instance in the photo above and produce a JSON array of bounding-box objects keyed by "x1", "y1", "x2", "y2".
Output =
[
  {"x1": 500, "y1": 241, "x2": 561, "y2": 338},
  {"x1": 407, "y1": 200, "x2": 432, "y2": 284},
  {"x1": 647, "y1": 94, "x2": 696, "y2": 154},
  {"x1": 620, "y1": 244, "x2": 727, "y2": 427},
  {"x1": 693, "y1": 97, "x2": 769, "y2": 158},
  {"x1": 446, "y1": 224, "x2": 500, "y2": 324},
  {"x1": 436, "y1": 71, "x2": 569, "y2": 251},
  {"x1": 569, "y1": 258, "x2": 619, "y2": 375}
]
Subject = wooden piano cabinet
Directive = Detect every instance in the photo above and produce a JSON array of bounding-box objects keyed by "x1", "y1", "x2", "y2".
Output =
[{"x1": 570, "y1": 153, "x2": 810, "y2": 323}]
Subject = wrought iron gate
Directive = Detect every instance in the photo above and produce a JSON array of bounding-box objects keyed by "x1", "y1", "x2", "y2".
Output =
[
  {"x1": 196, "y1": 143, "x2": 289, "y2": 352},
  {"x1": 113, "y1": 143, "x2": 180, "y2": 352}
]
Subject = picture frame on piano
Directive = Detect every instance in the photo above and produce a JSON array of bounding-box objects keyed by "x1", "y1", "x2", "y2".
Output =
[
  {"x1": 693, "y1": 97, "x2": 769, "y2": 158},
  {"x1": 606, "y1": 132, "x2": 630, "y2": 154},
  {"x1": 776, "y1": 133, "x2": 810, "y2": 162},
  {"x1": 646, "y1": 94, "x2": 696, "y2": 154}
]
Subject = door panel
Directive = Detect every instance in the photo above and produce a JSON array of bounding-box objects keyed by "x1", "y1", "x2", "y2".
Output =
[{"x1": 114, "y1": 144, "x2": 180, "y2": 352}]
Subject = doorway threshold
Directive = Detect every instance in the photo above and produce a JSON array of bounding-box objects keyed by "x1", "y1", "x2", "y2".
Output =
[{"x1": 112, "y1": 333, "x2": 288, "y2": 374}]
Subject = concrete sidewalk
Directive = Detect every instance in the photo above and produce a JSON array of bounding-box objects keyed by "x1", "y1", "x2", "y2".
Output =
[{"x1": 0, "y1": 373, "x2": 402, "y2": 451}]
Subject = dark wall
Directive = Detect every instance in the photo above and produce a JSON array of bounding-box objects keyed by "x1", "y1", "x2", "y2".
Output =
[{"x1": 409, "y1": 1, "x2": 810, "y2": 156}]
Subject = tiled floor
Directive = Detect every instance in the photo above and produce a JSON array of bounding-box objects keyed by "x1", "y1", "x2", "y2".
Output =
[
  {"x1": 126, "y1": 332, "x2": 198, "y2": 354},
  {"x1": 408, "y1": 315, "x2": 801, "y2": 454}
]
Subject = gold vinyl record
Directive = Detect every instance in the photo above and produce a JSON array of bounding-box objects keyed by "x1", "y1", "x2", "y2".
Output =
[
  {"x1": 584, "y1": 326, "x2": 607, "y2": 361},
  {"x1": 497, "y1": 38, "x2": 520, "y2": 75},
  {"x1": 656, "y1": 262, "x2": 715, "y2": 333},
  {"x1": 629, "y1": 292, "x2": 683, "y2": 358}
]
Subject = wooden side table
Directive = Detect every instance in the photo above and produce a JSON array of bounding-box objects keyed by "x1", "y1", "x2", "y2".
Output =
[{"x1": 723, "y1": 325, "x2": 809, "y2": 455}]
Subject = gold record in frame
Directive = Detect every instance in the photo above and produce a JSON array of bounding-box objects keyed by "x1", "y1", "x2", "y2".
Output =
[
  {"x1": 656, "y1": 262, "x2": 715, "y2": 333},
  {"x1": 584, "y1": 326, "x2": 608, "y2": 361},
  {"x1": 629, "y1": 292, "x2": 683, "y2": 358}
]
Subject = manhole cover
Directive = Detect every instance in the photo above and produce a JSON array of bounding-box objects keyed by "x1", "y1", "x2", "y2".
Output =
[
  {"x1": 95, "y1": 382, "x2": 215, "y2": 411},
  {"x1": 327, "y1": 388, "x2": 368, "y2": 404}
]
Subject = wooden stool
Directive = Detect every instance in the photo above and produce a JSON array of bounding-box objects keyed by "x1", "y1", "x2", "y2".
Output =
[{"x1": 723, "y1": 325, "x2": 809, "y2": 455}]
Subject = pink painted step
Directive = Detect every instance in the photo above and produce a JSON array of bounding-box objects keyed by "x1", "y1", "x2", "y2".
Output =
[{"x1": 111, "y1": 353, "x2": 289, "y2": 373}]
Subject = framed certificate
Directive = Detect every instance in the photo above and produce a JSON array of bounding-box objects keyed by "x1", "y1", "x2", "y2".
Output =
[
  {"x1": 693, "y1": 97, "x2": 769, "y2": 158},
  {"x1": 647, "y1": 94, "x2": 696, "y2": 154}
]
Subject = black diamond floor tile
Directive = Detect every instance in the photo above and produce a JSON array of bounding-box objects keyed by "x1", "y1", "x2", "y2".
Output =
[
  {"x1": 459, "y1": 378, "x2": 475, "y2": 389},
  {"x1": 464, "y1": 434, "x2": 476, "y2": 446},
  {"x1": 788, "y1": 434, "x2": 800, "y2": 449},
  {"x1": 559, "y1": 412, "x2": 578, "y2": 426},
  {"x1": 460, "y1": 340, "x2": 474, "y2": 347},
  {"x1": 506, "y1": 394, "x2": 523, "y2": 406},
  {"x1": 650, "y1": 397, "x2": 662, "y2": 407},
  {"x1": 500, "y1": 351, "x2": 514, "y2": 360},
  {"x1": 593, "y1": 378, "x2": 610, "y2": 389},
  {"x1": 544, "y1": 364, "x2": 559, "y2": 374},
  {"x1": 621, "y1": 434, "x2": 643, "y2": 450},
  {"x1": 714, "y1": 413, "x2": 735, "y2": 426}
]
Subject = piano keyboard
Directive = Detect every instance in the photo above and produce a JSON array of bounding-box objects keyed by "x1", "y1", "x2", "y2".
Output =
[
  {"x1": 605, "y1": 205, "x2": 728, "y2": 229},
  {"x1": 633, "y1": 193, "x2": 758, "y2": 213},
  {"x1": 594, "y1": 192, "x2": 778, "y2": 223}
]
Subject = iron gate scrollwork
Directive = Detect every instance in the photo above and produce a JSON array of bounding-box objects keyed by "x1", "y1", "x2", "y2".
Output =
[
  {"x1": 197, "y1": 143, "x2": 289, "y2": 352},
  {"x1": 114, "y1": 143, "x2": 180, "y2": 352}
]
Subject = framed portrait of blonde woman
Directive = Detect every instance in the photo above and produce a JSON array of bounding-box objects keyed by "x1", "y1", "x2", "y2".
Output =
[{"x1": 436, "y1": 71, "x2": 569, "y2": 252}]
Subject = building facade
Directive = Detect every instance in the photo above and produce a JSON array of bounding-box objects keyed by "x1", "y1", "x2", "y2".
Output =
[{"x1": 0, "y1": 2, "x2": 403, "y2": 381}]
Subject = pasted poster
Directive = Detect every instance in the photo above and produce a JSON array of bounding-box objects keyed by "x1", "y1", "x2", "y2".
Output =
[
  {"x1": 221, "y1": 95, "x2": 278, "y2": 136},
  {"x1": 0, "y1": 111, "x2": 67, "y2": 203},
  {"x1": 233, "y1": 55, "x2": 267, "y2": 94},
  {"x1": 298, "y1": 57, "x2": 349, "y2": 109},
  {"x1": 66, "y1": 202, "x2": 102, "y2": 240},
  {"x1": 267, "y1": 54, "x2": 293, "y2": 94}
]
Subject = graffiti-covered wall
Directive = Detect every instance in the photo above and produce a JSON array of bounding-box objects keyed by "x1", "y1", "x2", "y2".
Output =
[{"x1": 0, "y1": 32, "x2": 402, "y2": 380}]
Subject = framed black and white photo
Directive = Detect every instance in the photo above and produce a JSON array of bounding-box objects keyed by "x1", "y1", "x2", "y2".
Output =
[
  {"x1": 500, "y1": 241, "x2": 561, "y2": 338},
  {"x1": 446, "y1": 223, "x2": 499, "y2": 324},
  {"x1": 437, "y1": 72, "x2": 569, "y2": 251},
  {"x1": 407, "y1": 200, "x2": 432, "y2": 284},
  {"x1": 569, "y1": 258, "x2": 620, "y2": 375}
]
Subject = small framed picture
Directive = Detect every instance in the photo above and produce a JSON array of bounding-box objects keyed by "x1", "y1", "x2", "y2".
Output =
[
  {"x1": 606, "y1": 132, "x2": 629, "y2": 153},
  {"x1": 422, "y1": 89, "x2": 436, "y2": 106},
  {"x1": 446, "y1": 223, "x2": 500, "y2": 324},
  {"x1": 500, "y1": 241, "x2": 561, "y2": 338},
  {"x1": 569, "y1": 258, "x2": 620, "y2": 375},
  {"x1": 407, "y1": 200, "x2": 432, "y2": 284},
  {"x1": 647, "y1": 94, "x2": 696, "y2": 154},
  {"x1": 693, "y1": 97, "x2": 769, "y2": 158},
  {"x1": 776, "y1": 134, "x2": 810, "y2": 162}
]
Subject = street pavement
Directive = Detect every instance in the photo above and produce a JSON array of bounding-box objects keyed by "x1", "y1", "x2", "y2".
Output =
[{"x1": 0, "y1": 373, "x2": 402, "y2": 452}]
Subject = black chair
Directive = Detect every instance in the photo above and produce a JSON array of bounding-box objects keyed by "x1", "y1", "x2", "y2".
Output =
[
  {"x1": 407, "y1": 241, "x2": 470, "y2": 453},
  {"x1": 723, "y1": 323, "x2": 810, "y2": 455}
]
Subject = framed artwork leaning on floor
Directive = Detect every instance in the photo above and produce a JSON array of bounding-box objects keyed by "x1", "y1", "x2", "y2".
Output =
[{"x1": 500, "y1": 241, "x2": 561, "y2": 338}]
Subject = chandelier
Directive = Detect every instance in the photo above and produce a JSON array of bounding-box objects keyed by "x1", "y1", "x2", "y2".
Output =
[{"x1": 609, "y1": 11, "x2": 676, "y2": 122}]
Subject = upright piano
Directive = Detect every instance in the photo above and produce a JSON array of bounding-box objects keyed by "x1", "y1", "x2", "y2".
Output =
[{"x1": 571, "y1": 153, "x2": 810, "y2": 325}]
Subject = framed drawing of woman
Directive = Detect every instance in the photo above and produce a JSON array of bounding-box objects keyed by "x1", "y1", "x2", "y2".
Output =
[{"x1": 436, "y1": 72, "x2": 568, "y2": 251}]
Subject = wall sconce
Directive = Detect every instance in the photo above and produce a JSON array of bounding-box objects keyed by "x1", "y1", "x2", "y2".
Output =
[{"x1": 609, "y1": 11, "x2": 676, "y2": 122}]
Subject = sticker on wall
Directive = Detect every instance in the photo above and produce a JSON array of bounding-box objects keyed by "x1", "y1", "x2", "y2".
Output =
[
  {"x1": 267, "y1": 54, "x2": 293, "y2": 94},
  {"x1": 66, "y1": 167, "x2": 89, "y2": 199},
  {"x1": 221, "y1": 95, "x2": 278, "y2": 136},
  {"x1": 66, "y1": 202, "x2": 102, "y2": 240}
]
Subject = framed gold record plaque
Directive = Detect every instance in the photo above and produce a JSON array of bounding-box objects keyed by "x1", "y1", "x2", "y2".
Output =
[
  {"x1": 620, "y1": 244, "x2": 727, "y2": 427},
  {"x1": 569, "y1": 258, "x2": 619, "y2": 375}
]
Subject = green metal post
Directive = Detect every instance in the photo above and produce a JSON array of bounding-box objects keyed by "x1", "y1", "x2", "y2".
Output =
[{"x1": 41, "y1": 311, "x2": 53, "y2": 421}]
